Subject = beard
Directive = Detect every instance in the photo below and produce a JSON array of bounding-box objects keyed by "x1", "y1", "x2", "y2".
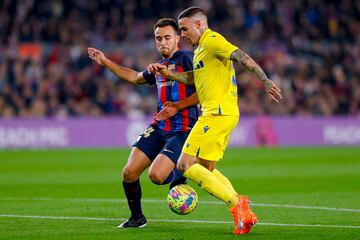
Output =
[
  {"x1": 160, "y1": 52, "x2": 170, "y2": 58},
  {"x1": 160, "y1": 47, "x2": 173, "y2": 59}
]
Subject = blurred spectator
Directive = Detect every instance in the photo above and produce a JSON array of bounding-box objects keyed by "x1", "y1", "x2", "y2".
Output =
[{"x1": 0, "y1": 0, "x2": 359, "y2": 119}]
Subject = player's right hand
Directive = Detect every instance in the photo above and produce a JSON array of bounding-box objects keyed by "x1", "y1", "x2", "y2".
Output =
[
  {"x1": 155, "y1": 101, "x2": 179, "y2": 121},
  {"x1": 88, "y1": 47, "x2": 106, "y2": 66},
  {"x1": 147, "y1": 63, "x2": 166, "y2": 75},
  {"x1": 264, "y1": 79, "x2": 282, "y2": 103}
]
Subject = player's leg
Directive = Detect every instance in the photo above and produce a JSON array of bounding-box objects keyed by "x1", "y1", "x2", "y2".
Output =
[
  {"x1": 179, "y1": 115, "x2": 257, "y2": 234},
  {"x1": 212, "y1": 168, "x2": 237, "y2": 193},
  {"x1": 194, "y1": 158, "x2": 237, "y2": 193},
  {"x1": 119, "y1": 125, "x2": 164, "y2": 228},
  {"x1": 177, "y1": 115, "x2": 239, "y2": 207},
  {"x1": 148, "y1": 132, "x2": 188, "y2": 188},
  {"x1": 118, "y1": 147, "x2": 151, "y2": 228},
  {"x1": 179, "y1": 155, "x2": 234, "y2": 193},
  {"x1": 208, "y1": 118, "x2": 237, "y2": 194},
  {"x1": 177, "y1": 153, "x2": 239, "y2": 207},
  {"x1": 184, "y1": 156, "x2": 257, "y2": 234}
]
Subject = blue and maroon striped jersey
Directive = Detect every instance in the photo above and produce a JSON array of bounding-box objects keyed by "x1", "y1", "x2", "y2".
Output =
[{"x1": 142, "y1": 50, "x2": 199, "y2": 133}]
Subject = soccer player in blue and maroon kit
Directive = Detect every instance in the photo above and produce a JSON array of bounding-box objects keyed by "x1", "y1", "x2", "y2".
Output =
[{"x1": 88, "y1": 18, "x2": 199, "y2": 228}]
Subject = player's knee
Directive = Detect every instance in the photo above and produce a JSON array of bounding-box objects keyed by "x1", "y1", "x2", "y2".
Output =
[
  {"x1": 148, "y1": 171, "x2": 166, "y2": 185},
  {"x1": 122, "y1": 166, "x2": 140, "y2": 182},
  {"x1": 176, "y1": 161, "x2": 188, "y2": 173}
]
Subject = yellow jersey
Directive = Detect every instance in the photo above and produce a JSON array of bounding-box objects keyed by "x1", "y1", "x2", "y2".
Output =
[{"x1": 193, "y1": 28, "x2": 239, "y2": 116}]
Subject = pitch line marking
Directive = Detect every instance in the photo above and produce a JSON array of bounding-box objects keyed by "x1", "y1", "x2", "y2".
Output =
[
  {"x1": 1, "y1": 197, "x2": 360, "y2": 213},
  {"x1": 0, "y1": 214, "x2": 359, "y2": 229}
]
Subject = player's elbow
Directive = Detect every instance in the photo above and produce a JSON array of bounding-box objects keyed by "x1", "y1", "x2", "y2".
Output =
[{"x1": 132, "y1": 77, "x2": 146, "y2": 85}]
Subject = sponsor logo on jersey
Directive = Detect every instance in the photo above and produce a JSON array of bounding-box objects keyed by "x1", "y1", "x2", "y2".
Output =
[
  {"x1": 159, "y1": 81, "x2": 176, "y2": 88},
  {"x1": 194, "y1": 60, "x2": 204, "y2": 70}
]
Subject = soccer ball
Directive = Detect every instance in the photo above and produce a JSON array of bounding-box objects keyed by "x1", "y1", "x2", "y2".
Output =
[{"x1": 167, "y1": 184, "x2": 198, "y2": 215}]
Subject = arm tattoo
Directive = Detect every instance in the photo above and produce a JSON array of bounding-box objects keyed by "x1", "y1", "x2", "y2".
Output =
[
  {"x1": 231, "y1": 49, "x2": 269, "y2": 83},
  {"x1": 160, "y1": 69, "x2": 194, "y2": 86}
]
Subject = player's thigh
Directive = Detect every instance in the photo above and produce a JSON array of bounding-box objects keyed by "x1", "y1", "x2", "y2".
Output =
[
  {"x1": 181, "y1": 116, "x2": 206, "y2": 157},
  {"x1": 162, "y1": 132, "x2": 188, "y2": 162},
  {"x1": 132, "y1": 125, "x2": 165, "y2": 161},
  {"x1": 202, "y1": 115, "x2": 238, "y2": 160},
  {"x1": 149, "y1": 132, "x2": 188, "y2": 176},
  {"x1": 182, "y1": 115, "x2": 238, "y2": 161},
  {"x1": 122, "y1": 147, "x2": 152, "y2": 181}
]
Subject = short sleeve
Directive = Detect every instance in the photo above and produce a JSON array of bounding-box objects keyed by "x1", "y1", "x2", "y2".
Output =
[
  {"x1": 204, "y1": 32, "x2": 238, "y2": 60},
  {"x1": 142, "y1": 70, "x2": 156, "y2": 85}
]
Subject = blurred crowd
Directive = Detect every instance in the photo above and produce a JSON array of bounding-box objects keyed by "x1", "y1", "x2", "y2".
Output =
[{"x1": 0, "y1": 0, "x2": 359, "y2": 118}]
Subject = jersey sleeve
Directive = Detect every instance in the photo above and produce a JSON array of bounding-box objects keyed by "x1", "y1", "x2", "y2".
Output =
[
  {"x1": 181, "y1": 52, "x2": 194, "y2": 71},
  {"x1": 142, "y1": 70, "x2": 156, "y2": 85},
  {"x1": 204, "y1": 32, "x2": 238, "y2": 60}
]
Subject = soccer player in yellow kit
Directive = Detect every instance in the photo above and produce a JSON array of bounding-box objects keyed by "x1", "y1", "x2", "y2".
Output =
[{"x1": 149, "y1": 7, "x2": 282, "y2": 235}]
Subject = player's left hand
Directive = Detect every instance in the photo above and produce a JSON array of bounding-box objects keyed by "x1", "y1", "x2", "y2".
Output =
[
  {"x1": 264, "y1": 79, "x2": 282, "y2": 103},
  {"x1": 155, "y1": 101, "x2": 179, "y2": 121},
  {"x1": 148, "y1": 63, "x2": 166, "y2": 75}
]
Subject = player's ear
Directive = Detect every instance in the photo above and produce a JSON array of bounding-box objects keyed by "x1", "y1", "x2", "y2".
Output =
[
  {"x1": 194, "y1": 19, "x2": 201, "y2": 29},
  {"x1": 175, "y1": 34, "x2": 180, "y2": 45}
]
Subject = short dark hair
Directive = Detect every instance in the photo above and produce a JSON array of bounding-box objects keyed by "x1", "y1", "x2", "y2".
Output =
[
  {"x1": 177, "y1": 6, "x2": 206, "y2": 20},
  {"x1": 153, "y1": 18, "x2": 179, "y2": 34}
]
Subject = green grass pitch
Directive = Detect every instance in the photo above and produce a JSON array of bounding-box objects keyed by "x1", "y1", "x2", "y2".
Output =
[{"x1": 0, "y1": 147, "x2": 359, "y2": 240}]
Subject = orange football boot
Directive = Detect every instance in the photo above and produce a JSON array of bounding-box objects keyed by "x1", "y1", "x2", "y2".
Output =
[{"x1": 229, "y1": 196, "x2": 258, "y2": 235}]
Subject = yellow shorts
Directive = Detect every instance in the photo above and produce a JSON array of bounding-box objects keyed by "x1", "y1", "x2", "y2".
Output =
[{"x1": 182, "y1": 115, "x2": 239, "y2": 161}]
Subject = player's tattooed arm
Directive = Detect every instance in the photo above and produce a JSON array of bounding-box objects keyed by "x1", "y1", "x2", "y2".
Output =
[
  {"x1": 230, "y1": 49, "x2": 269, "y2": 83},
  {"x1": 160, "y1": 69, "x2": 194, "y2": 86},
  {"x1": 230, "y1": 49, "x2": 282, "y2": 102},
  {"x1": 147, "y1": 63, "x2": 195, "y2": 86}
]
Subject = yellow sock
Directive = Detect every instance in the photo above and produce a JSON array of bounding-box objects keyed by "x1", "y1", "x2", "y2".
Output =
[
  {"x1": 184, "y1": 163, "x2": 238, "y2": 208},
  {"x1": 212, "y1": 169, "x2": 237, "y2": 195}
]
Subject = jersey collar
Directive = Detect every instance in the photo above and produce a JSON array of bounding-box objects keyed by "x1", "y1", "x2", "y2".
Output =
[
  {"x1": 198, "y1": 28, "x2": 212, "y2": 46},
  {"x1": 170, "y1": 50, "x2": 181, "y2": 59},
  {"x1": 160, "y1": 50, "x2": 181, "y2": 64}
]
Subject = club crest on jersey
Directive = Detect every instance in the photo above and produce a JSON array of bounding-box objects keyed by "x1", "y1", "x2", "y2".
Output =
[
  {"x1": 204, "y1": 125, "x2": 210, "y2": 133},
  {"x1": 194, "y1": 60, "x2": 204, "y2": 70},
  {"x1": 167, "y1": 64, "x2": 175, "y2": 71}
]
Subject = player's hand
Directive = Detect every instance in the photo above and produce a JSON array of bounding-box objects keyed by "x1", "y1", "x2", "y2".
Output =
[
  {"x1": 88, "y1": 47, "x2": 107, "y2": 66},
  {"x1": 155, "y1": 101, "x2": 179, "y2": 121},
  {"x1": 148, "y1": 63, "x2": 166, "y2": 74},
  {"x1": 264, "y1": 79, "x2": 282, "y2": 103}
]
